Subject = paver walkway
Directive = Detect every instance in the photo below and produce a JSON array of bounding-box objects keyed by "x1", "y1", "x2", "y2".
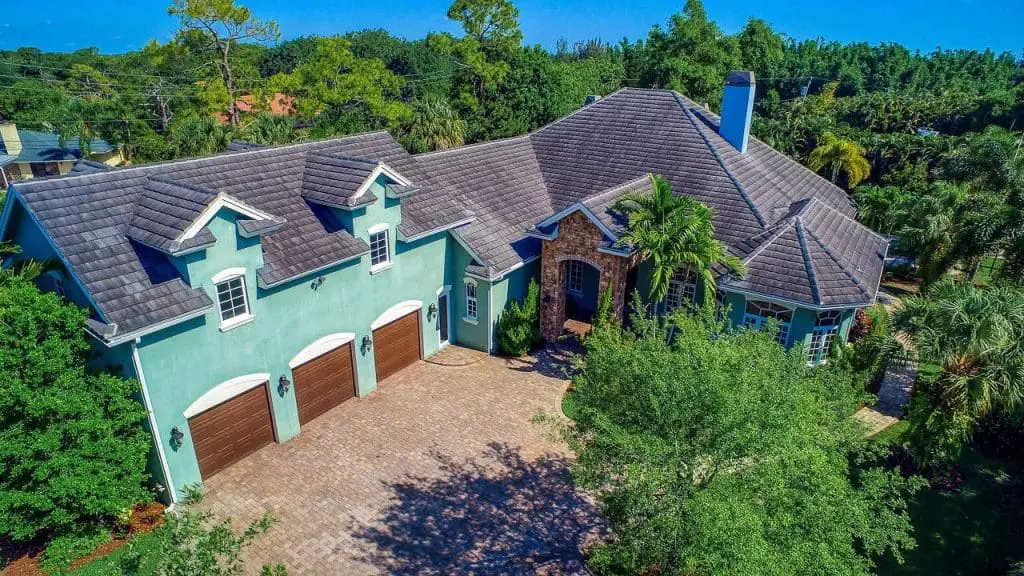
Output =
[
  {"x1": 200, "y1": 346, "x2": 603, "y2": 575},
  {"x1": 853, "y1": 287, "x2": 917, "y2": 436}
]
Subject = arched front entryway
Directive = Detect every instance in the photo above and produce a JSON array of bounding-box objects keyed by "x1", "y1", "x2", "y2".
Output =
[{"x1": 562, "y1": 257, "x2": 602, "y2": 322}]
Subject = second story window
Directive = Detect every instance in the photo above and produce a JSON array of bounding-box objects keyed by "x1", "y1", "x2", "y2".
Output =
[
  {"x1": 369, "y1": 225, "x2": 390, "y2": 271},
  {"x1": 465, "y1": 282, "x2": 478, "y2": 321},
  {"x1": 216, "y1": 274, "x2": 251, "y2": 330}
]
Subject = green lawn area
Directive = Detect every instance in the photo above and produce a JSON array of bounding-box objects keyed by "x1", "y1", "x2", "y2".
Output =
[
  {"x1": 875, "y1": 445, "x2": 1024, "y2": 575},
  {"x1": 69, "y1": 527, "x2": 167, "y2": 575},
  {"x1": 975, "y1": 256, "x2": 1005, "y2": 285}
]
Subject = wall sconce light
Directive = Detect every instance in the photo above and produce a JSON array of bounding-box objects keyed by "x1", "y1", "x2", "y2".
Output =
[
  {"x1": 361, "y1": 335, "x2": 373, "y2": 355},
  {"x1": 428, "y1": 302, "x2": 438, "y2": 319},
  {"x1": 278, "y1": 375, "x2": 291, "y2": 395},
  {"x1": 170, "y1": 426, "x2": 184, "y2": 450},
  {"x1": 310, "y1": 276, "x2": 325, "y2": 291}
]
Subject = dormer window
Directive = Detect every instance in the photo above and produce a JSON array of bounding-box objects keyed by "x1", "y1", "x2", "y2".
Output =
[
  {"x1": 369, "y1": 223, "x2": 391, "y2": 273},
  {"x1": 212, "y1": 268, "x2": 253, "y2": 331}
]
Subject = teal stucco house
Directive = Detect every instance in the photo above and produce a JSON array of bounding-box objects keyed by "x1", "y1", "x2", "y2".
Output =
[{"x1": 0, "y1": 72, "x2": 887, "y2": 503}]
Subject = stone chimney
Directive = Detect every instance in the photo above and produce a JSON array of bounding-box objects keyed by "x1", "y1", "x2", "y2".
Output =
[
  {"x1": 0, "y1": 122, "x2": 22, "y2": 157},
  {"x1": 720, "y1": 71, "x2": 755, "y2": 153}
]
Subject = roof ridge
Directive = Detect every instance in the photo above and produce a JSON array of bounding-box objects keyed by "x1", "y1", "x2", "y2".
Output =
[
  {"x1": 800, "y1": 196, "x2": 890, "y2": 244},
  {"x1": 11, "y1": 130, "x2": 395, "y2": 189},
  {"x1": 305, "y1": 151, "x2": 379, "y2": 164},
  {"x1": 529, "y1": 87, "x2": 631, "y2": 136},
  {"x1": 741, "y1": 220, "x2": 792, "y2": 265},
  {"x1": 413, "y1": 134, "x2": 532, "y2": 159},
  {"x1": 799, "y1": 217, "x2": 873, "y2": 301},
  {"x1": 794, "y1": 219, "x2": 822, "y2": 305},
  {"x1": 672, "y1": 92, "x2": 769, "y2": 229},
  {"x1": 145, "y1": 174, "x2": 219, "y2": 197}
]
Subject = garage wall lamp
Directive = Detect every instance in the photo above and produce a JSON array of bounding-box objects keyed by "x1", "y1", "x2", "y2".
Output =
[
  {"x1": 361, "y1": 335, "x2": 373, "y2": 355},
  {"x1": 310, "y1": 276, "x2": 325, "y2": 291},
  {"x1": 278, "y1": 375, "x2": 291, "y2": 395},
  {"x1": 170, "y1": 426, "x2": 184, "y2": 450},
  {"x1": 427, "y1": 302, "x2": 438, "y2": 319}
]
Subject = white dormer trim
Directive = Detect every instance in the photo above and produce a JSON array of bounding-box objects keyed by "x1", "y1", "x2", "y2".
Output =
[
  {"x1": 184, "y1": 373, "x2": 270, "y2": 418},
  {"x1": 367, "y1": 222, "x2": 390, "y2": 234},
  {"x1": 211, "y1": 267, "x2": 247, "y2": 284},
  {"x1": 352, "y1": 163, "x2": 412, "y2": 201},
  {"x1": 289, "y1": 333, "x2": 356, "y2": 369},
  {"x1": 177, "y1": 194, "x2": 277, "y2": 242},
  {"x1": 370, "y1": 300, "x2": 422, "y2": 330}
]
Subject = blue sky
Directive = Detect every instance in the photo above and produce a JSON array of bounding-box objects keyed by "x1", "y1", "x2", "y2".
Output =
[{"x1": 0, "y1": 0, "x2": 1021, "y2": 55}]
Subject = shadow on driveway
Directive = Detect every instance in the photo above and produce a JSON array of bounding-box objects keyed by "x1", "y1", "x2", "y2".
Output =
[{"x1": 352, "y1": 442, "x2": 605, "y2": 575}]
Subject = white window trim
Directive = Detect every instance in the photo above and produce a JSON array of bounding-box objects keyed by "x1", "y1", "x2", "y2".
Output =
[
  {"x1": 368, "y1": 223, "x2": 391, "y2": 273},
  {"x1": 464, "y1": 278, "x2": 478, "y2": 323},
  {"x1": 213, "y1": 269, "x2": 253, "y2": 331},
  {"x1": 211, "y1": 267, "x2": 247, "y2": 284},
  {"x1": 289, "y1": 333, "x2": 356, "y2": 369},
  {"x1": 183, "y1": 373, "x2": 270, "y2": 418}
]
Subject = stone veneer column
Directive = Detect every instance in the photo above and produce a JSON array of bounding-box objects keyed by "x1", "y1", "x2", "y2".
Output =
[{"x1": 538, "y1": 211, "x2": 636, "y2": 342}]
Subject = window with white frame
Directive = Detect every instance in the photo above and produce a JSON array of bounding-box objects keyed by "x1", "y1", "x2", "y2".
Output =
[
  {"x1": 465, "y1": 281, "x2": 478, "y2": 320},
  {"x1": 566, "y1": 260, "x2": 583, "y2": 295},
  {"x1": 807, "y1": 310, "x2": 842, "y2": 364},
  {"x1": 216, "y1": 275, "x2": 250, "y2": 325},
  {"x1": 666, "y1": 269, "x2": 697, "y2": 310},
  {"x1": 369, "y1": 226, "x2": 390, "y2": 269},
  {"x1": 743, "y1": 299, "x2": 793, "y2": 345}
]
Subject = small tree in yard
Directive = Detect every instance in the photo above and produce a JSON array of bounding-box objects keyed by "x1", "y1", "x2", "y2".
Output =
[
  {"x1": 563, "y1": 311, "x2": 923, "y2": 575},
  {"x1": 0, "y1": 273, "x2": 151, "y2": 542},
  {"x1": 496, "y1": 278, "x2": 540, "y2": 355}
]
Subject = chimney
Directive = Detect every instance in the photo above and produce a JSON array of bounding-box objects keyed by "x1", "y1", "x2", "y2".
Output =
[
  {"x1": 720, "y1": 71, "x2": 755, "y2": 153},
  {"x1": 0, "y1": 123, "x2": 21, "y2": 157}
]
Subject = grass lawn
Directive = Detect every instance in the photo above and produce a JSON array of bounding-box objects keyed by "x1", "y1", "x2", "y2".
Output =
[
  {"x1": 975, "y1": 256, "x2": 1005, "y2": 285},
  {"x1": 875, "y1": 445, "x2": 1024, "y2": 575},
  {"x1": 69, "y1": 527, "x2": 167, "y2": 575}
]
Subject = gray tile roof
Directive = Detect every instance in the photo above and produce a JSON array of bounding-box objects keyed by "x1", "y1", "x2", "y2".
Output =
[
  {"x1": 419, "y1": 88, "x2": 883, "y2": 307},
  {"x1": 9, "y1": 131, "x2": 470, "y2": 341},
  {"x1": 68, "y1": 159, "x2": 115, "y2": 175},
  {"x1": 7, "y1": 88, "x2": 884, "y2": 342}
]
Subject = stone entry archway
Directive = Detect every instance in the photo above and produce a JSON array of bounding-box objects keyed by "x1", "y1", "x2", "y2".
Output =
[{"x1": 539, "y1": 211, "x2": 638, "y2": 342}]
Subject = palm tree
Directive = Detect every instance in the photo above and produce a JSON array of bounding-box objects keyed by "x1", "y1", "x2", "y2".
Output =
[
  {"x1": 853, "y1": 185, "x2": 909, "y2": 234},
  {"x1": 240, "y1": 113, "x2": 296, "y2": 145},
  {"x1": 891, "y1": 279, "x2": 1024, "y2": 466},
  {"x1": 807, "y1": 132, "x2": 872, "y2": 188},
  {"x1": 896, "y1": 182, "x2": 967, "y2": 283},
  {"x1": 614, "y1": 174, "x2": 743, "y2": 312},
  {"x1": 408, "y1": 96, "x2": 466, "y2": 152}
]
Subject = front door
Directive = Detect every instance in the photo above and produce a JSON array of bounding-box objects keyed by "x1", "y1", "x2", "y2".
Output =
[{"x1": 438, "y1": 294, "x2": 449, "y2": 345}]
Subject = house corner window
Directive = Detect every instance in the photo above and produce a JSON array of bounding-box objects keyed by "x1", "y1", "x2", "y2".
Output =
[
  {"x1": 808, "y1": 310, "x2": 842, "y2": 364},
  {"x1": 666, "y1": 269, "x2": 697, "y2": 311},
  {"x1": 566, "y1": 260, "x2": 583, "y2": 296},
  {"x1": 215, "y1": 274, "x2": 251, "y2": 330},
  {"x1": 743, "y1": 299, "x2": 793, "y2": 346},
  {"x1": 465, "y1": 281, "x2": 478, "y2": 321},
  {"x1": 369, "y1": 225, "x2": 390, "y2": 271}
]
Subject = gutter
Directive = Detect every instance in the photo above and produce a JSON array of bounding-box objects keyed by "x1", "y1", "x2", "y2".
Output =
[
  {"x1": 399, "y1": 216, "x2": 475, "y2": 243},
  {"x1": 89, "y1": 305, "x2": 213, "y2": 348}
]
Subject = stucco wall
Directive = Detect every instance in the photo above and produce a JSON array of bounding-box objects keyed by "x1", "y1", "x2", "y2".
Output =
[
  {"x1": 489, "y1": 259, "x2": 541, "y2": 351},
  {"x1": 134, "y1": 178, "x2": 454, "y2": 499}
]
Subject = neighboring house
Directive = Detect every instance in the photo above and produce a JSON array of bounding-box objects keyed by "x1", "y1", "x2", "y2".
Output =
[
  {"x1": 0, "y1": 72, "x2": 886, "y2": 503},
  {"x1": 216, "y1": 92, "x2": 297, "y2": 124},
  {"x1": 0, "y1": 122, "x2": 124, "y2": 188}
]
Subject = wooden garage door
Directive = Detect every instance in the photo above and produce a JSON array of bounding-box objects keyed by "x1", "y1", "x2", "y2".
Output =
[
  {"x1": 293, "y1": 342, "x2": 356, "y2": 425},
  {"x1": 188, "y1": 383, "x2": 274, "y2": 480},
  {"x1": 373, "y1": 310, "x2": 422, "y2": 382}
]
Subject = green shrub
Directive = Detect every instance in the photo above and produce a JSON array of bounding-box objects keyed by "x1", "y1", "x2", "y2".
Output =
[
  {"x1": 0, "y1": 275, "x2": 151, "y2": 542},
  {"x1": 40, "y1": 526, "x2": 111, "y2": 574},
  {"x1": 496, "y1": 278, "x2": 540, "y2": 355}
]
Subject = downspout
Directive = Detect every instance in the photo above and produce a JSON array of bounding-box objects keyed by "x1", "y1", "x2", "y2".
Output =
[
  {"x1": 131, "y1": 339, "x2": 179, "y2": 505},
  {"x1": 487, "y1": 280, "x2": 494, "y2": 354}
]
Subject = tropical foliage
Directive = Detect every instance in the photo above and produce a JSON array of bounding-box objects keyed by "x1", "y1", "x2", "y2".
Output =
[
  {"x1": 890, "y1": 280, "x2": 1024, "y2": 467},
  {"x1": 562, "y1": 308, "x2": 923, "y2": 575},
  {"x1": 0, "y1": 272, "x2": 151, "y2": 542},
  {"x1": 495, "y1": 278, "x2": 541, "y2": 355},
  {"x1": 614, "y1": 174, "x2": 743, "y2": 307},
  {"x1": 807, "y1": 131, "x2": 872, "y2": 187}
]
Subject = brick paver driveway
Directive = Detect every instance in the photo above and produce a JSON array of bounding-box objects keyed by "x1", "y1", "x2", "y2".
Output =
[{"x1": 201, "y1": 346, "x2": 604, "y2": 575}]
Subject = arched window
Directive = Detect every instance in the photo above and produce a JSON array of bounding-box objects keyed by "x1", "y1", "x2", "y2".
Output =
[
  {"x1": 807, "y1": 310, "x2": 842, "y2": 364},
  {"x1": 743, "y1": 299, "x2": 793, "y2": 345}
]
